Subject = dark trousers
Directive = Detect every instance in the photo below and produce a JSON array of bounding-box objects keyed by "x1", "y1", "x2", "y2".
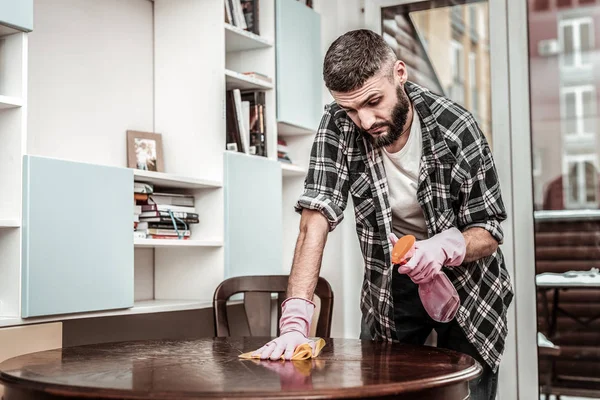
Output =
[{"x1": 360, "y1": 269, "x2": 498, "y2": 400}]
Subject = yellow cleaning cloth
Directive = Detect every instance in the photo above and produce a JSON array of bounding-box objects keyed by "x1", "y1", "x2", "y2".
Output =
[{"x1": 238, "y1": 338, "x2": 326, "y2": 361}]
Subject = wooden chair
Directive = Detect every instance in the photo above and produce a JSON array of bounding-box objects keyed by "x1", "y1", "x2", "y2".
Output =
[{"x1": 213, "y1": 275, "x2": 334, "y2": 338}]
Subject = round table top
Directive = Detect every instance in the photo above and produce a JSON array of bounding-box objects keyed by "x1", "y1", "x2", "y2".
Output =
[{"x1": 0, "y1": 337, "x2": 482, "y2": 399}]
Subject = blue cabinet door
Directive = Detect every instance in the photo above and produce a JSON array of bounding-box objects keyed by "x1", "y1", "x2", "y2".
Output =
[
  {"x1": 0, "y1": 0, "x2": 33, "y2": 31},
  {"x1": 21, "y1": 156, "x2": 133, "y2": 318},
  {"x1": 276, "y1": 0, "x2": 321, "y2": 130},
  {"x1": 224, "y1": 152, "x2": 282, "y2": 278}
]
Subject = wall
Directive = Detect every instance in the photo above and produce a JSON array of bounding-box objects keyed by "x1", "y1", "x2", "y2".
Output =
[{"x1": 314, "y1": 0, "x2": 366, "y2": 339}]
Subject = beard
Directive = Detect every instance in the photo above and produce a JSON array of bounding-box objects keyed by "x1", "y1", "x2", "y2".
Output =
[{"x1": 363, "y1": 85, "x2": 410, "y2": 149}]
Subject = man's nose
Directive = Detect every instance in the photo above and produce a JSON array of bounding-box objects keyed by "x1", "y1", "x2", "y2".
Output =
[{"x1": 358, "y1": 109, "x2": 376, "y2": 131}]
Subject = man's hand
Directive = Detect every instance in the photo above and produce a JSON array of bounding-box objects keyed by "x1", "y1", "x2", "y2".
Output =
[
  {"x1": 251, "y1": 297, "x2": 315, "y2": 360},
  {"x1": 393, "y1": 228, "x2": 466, "y2": 284},
  {"x1": 252, "y1": 331, "x2": 317, "y2": 361}
]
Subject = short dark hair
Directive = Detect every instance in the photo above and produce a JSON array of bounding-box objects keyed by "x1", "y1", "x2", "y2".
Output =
[{"x1": 323, "y1": 29, "x2": 397, "y2": 93}]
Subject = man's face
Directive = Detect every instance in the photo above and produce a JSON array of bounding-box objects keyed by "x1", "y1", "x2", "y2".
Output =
[{"x1": 331, "y1": 67, "x2": 410, "y2": 149}]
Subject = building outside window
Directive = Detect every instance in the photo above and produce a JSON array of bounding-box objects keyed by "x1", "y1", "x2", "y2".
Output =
[
  {"x1": 559, "y1": 16, "x2": 594, "y2": 69},
  {"x1": 561, "y1": 85, "x2": 596, "y2": 140},
  {"x1": 564, "y1": 154, "x2": 599, "y2": 208},
  {"x1": 449, "y1": 39, "x2": 464, "y2": 104}
]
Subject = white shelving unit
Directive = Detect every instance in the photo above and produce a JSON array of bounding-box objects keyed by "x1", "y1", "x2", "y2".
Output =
[{"x1": 0, "y1": 0, "x2": 337, "y2": 328}]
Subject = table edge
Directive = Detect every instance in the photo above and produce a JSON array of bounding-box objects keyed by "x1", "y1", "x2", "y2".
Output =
[{"x1": 0, "y1": 361, "x2": 482, "y2": 399}]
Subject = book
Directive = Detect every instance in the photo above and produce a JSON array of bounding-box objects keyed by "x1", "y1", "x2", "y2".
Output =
[
  {"x1": 147, "y1": 192, "x2": 195, "y2": 207},
  {"x1": 226, "y1": 90, "x2": 244, "y2": 152},
  {"x1": 138, "y1": 215, "x2": 199, "y2": 224},
  {"x1": 137, "y1": 221, "x2": 191, "y2": 230},
  {"x1": 134, "y1": 182, "x2": 153, "y2": 194},
  {"x1": 241, "y1": 90, "x2": 267, "y2": 157},
  {"x1": 139, "y1": 210, "x2": 199, "y2": 219},
  {"x1": 137, "y1": 228, "x2": 191, "y2": 237},
  {"x1": 141, "y1": 204, "x2": 196, "y2": 214},
  {"x1": 233, "y1": 89, "x2": 249, "y2": 154},
  {"x1": 242, "y1": 72, "x2": 271, "y2": 83},
  {"x1": 241, "y1": 0, "x2": 259, "y2": 35}
]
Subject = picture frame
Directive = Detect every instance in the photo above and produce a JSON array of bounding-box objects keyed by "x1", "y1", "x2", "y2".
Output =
[{"x1": 127, "y1": 130, "x2": 165, "y2": 172}]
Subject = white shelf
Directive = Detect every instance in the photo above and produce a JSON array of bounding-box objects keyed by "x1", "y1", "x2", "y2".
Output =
[
  {"x1": 225, "y1": 69, "x2": 273, "y2": 91},
  {"x1": 225, "y1": 23, "x2": 273, "y2": 52},
  {"x1": 281, "y1": 163, "x2": 307, "y2": 177},
  {"x1": 133, "y1": 169, "x2": 222, "y2": 190},
  {"x1": 128, "y1": 299, "x2": 212, "y2": 313},
  {"x1": 0, "y1": 95, "x2": 23, "y2": 109},
  {"x1": 0, "y1": 219, "x2": 20, "y2": 228},
  {"x1": 134, "y1": 238, "x2": 223, "y2": 248},
  {"x1": 0, "y1": 300, "x2": 213, "y2": 328},
  {"x1": 277, "y1": 121, "x2": 315, "y2": 137}
]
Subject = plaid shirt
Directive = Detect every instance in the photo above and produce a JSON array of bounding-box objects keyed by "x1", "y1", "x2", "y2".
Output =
[{"x1": 295, "y1": 82, "x2": 514, "y2": 372}]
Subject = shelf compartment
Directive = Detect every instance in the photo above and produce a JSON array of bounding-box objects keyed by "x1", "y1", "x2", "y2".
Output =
[
  {"x1": 133, "y1": 169, "x2": 222, "y2": 190},
  {"x1": 225, "y1": 69, "x2": 273, "y2": 91},
  {"x1": 0, "y1": 95, "x2": 23, "y2": 109},
  {"x1": 225, "y1": 23, "x2": 273, "y2": 52},
  {"x1": 277, "y1": 121, "x2": 315, "y2": 137},
  {"x1": 134, "y1": 238, "x2": 223, "y2": 248},
  {"x1": 281, "y1": 163, "x2": 306, "y2": 177}
]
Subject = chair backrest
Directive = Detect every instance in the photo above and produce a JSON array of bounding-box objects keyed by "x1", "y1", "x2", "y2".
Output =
[{"x1": 213, "y1": 275, "x2": 334, "y2": 338}]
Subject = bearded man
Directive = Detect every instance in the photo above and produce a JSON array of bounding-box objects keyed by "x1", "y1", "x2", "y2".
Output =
[{"x1": 253, "y1": 29, "x2": 513, "y2": 400}]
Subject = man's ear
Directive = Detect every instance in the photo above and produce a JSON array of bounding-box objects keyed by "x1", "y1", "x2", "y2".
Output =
[{"x1": 393, "y1": 60, "x2": 408, "y2": 84}]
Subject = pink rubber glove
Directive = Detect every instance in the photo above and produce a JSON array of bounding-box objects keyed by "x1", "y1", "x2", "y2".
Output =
[
  {"x1": 251, "y1": 297, "x2": 315, "y2": 361},
  {"x1": 398, "y1": 228, "x2": 466, "y2": 284},
  {"x1": 388, "y1": 232, "x2": 461, "y2": 323}
]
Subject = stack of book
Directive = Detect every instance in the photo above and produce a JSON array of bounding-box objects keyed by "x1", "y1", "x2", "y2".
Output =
[{"x1": 133, "y1": 182, "x2": 199, "y2": 240}]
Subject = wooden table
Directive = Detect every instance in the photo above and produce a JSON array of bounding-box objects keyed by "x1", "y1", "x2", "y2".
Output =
[{"x1": 0, "y1": 337, "x2": 481, "y2": 400}]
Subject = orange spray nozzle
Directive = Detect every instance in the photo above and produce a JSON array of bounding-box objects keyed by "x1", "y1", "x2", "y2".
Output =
[{"x1": 391, "y1": 235, "x2": 416, "y2": 265}]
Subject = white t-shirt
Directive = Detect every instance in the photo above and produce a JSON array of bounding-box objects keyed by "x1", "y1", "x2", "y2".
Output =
[{"x1": 382, "y1": 110, "x2": 428, "y2": 240}]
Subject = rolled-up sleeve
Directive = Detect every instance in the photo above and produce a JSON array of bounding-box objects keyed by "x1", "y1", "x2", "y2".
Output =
[
  {"x1": 458, "y1": 137, "x2": 507, "y2": 244},
  {"x1": 295, "y1": 106, "x2": 350, "y2": 232}
]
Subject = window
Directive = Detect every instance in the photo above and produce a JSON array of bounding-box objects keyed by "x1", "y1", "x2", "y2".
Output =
[
  {"x1": 564, "y1": 154, "x2": 598, "y2": 208},
  {"x1": 561, "y1": 85, "x2": 596, "y2": 139},
  {"x1": 469, "y1": 51, "x2": 477, "y2": 116},
  {"x1": 559, "y1": 17, "x2": 594, "y2": 68},
  {"x1": 448, "y1": 40, "x2": 465, "y2": 103},
  {"x1": 469, "y1": 5, "x2": 477, "y2": 39}
]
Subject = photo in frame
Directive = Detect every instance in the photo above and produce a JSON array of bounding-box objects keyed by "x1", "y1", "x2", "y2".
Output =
[{"x1": 127, "y1": 130, "x2": 165, "y2": 172}]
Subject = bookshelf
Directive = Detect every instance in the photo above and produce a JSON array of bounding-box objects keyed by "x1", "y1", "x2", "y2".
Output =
[{"x1": 0, "y1": 0, "x2": 336, "y2": 327}]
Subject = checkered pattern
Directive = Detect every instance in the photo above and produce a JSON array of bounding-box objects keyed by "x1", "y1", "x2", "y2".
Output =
[{"x1": 295, "y1": 82, "x2": 514, "y2": 372}]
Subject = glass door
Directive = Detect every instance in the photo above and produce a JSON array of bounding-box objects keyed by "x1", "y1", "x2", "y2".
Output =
[{"x1": 527, "y1": 0, "x2": 600, "y2": 397}]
